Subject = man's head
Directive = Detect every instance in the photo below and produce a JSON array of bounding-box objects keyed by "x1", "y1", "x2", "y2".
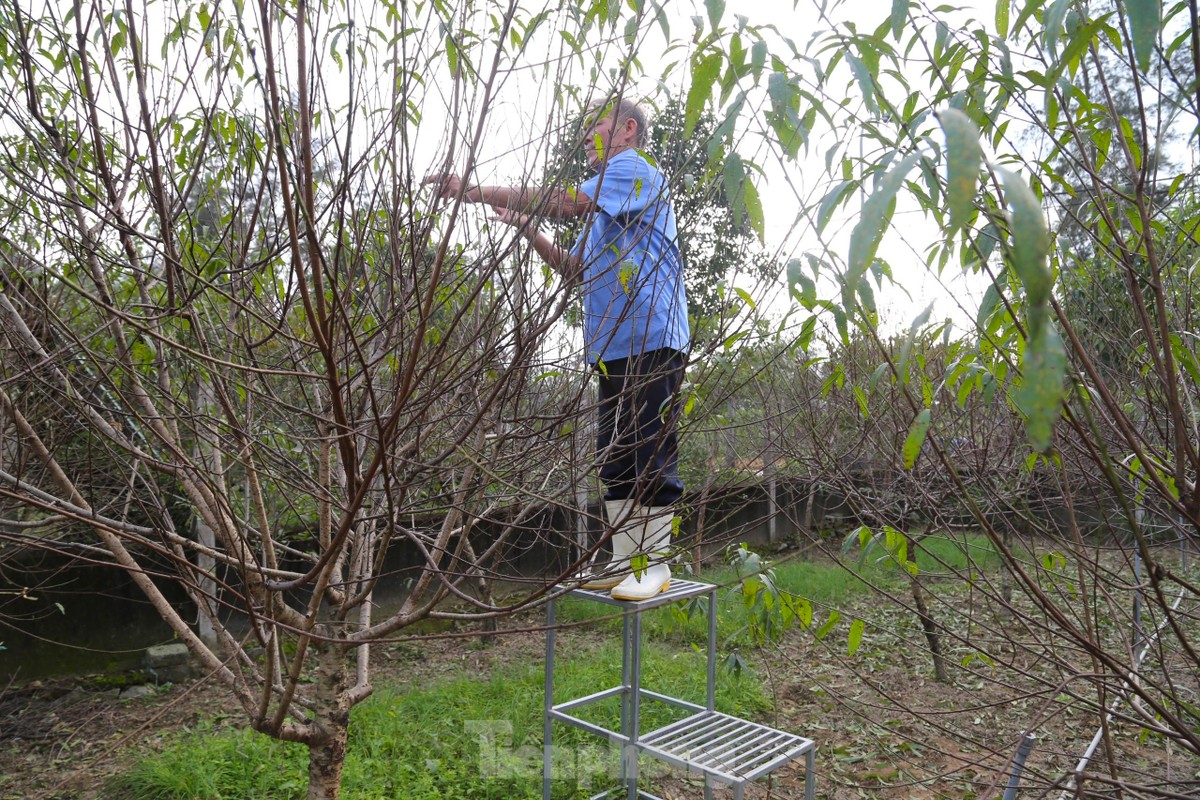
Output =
[{"x1": 582, "y1": 98, "x2": 647, "y2": 168}]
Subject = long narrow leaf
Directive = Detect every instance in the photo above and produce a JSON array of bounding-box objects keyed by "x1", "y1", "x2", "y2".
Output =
[
  {"x1": 939, "y1": 109, "x2": 983, "y2": 231},
  {"x1": 848, "y1": 153, "x2": 921, "y2": 287},
  {"x1": 903, "y1": 408, "x2": 932, "y2": 469},
  {"x1": 999, "y1": 169, "x2": 1051, "y2": 305},
  {"x1": 1127, "y1": 0, "x2": 1162, "y2": 73}
]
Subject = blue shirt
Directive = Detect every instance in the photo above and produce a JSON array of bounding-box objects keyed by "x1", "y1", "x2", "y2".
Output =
[{"x1": 574, "y1": 150, "x2": 690, "y2": 363}]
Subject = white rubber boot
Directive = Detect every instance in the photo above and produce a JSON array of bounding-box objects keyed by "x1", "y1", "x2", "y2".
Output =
[
  {"x1": 580, "y1": 498, "x2": 638, "y2": 590},
  {"x1": 610, "y1": 507, "x2": 674, "y2": 601}
]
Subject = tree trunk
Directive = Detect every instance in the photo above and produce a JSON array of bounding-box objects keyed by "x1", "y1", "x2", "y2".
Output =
[
  {"x1": 307, "y1": 728, "x2": 349, "y2": 800},
  {"x1": 910, "y1": 576, "x2": 948, "y2": 683},
  {"x1": 803, "y1": 481, "x2": 815, "y2": 533},
  {"x1": 694, "y1": 481, "x2": 711, "y2": 574},
  {"x1": 767, "y1": 475, "x2": 777, "y2": 545},
  {"x1": 999, "y1": 525, "x2": 1014, "y2": 616},
  {"x1": 306, "y1": 641, "x2": 352, "y2": 800},
  {"x1": 193, "y1": 516, "x2": 218, "y2": 649}
]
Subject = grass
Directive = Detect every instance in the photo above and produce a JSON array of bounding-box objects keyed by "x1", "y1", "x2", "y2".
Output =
[
  {"x1": 107, "y1": 637, "x2": 767, "y2": 800},
  {"x1": 915, "y1": 532, "x2": 1003, "y2": 574}
]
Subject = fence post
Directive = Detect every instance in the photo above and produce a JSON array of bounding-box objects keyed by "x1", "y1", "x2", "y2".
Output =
[{"x1": 1002, "y1": 731, "x2": 1037, "y2": 800}]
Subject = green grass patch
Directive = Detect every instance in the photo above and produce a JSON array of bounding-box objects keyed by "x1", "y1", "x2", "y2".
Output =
[
  {"x1": 837, "y1": 530, "x2": 1003, "y2": 585},
  {"x1": 916, "y1": 532, "x2": 1002, "y2": 574},
  {"x1": 107, "y1": 639, "x2": 767, "y2": 800}
]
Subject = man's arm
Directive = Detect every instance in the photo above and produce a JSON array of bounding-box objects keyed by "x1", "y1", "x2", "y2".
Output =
[
  {"x1": 423, "y1": 173, "x2": 594, "y2": 219},
  {"x1": 491, "y1": 207, "x2": 583, "y2": 284}
]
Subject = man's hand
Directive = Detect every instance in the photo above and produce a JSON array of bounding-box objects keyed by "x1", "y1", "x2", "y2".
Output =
[
  {"x1": 490, "y1": 206, "x2": 529, "y2": 228},
  {"x1": 421, "y1": 172, "x2": 466, "y2": 201},
  {"x1": 422, "y1": 175, "x2": 590, "y2": 219},
  {"x1": 490, "y1": 205, "x2": 581, "y2": 283}
]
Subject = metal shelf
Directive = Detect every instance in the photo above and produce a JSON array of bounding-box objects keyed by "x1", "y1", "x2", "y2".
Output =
[
  {"x1": 562, "y1": 578, "x2": 720, "y2": 610},
  {"x1": 640, "y1": 710, "x2": 815, "y2": 787},
  {"x1": 543, "y1": 578, "x2": 816, "y2": 800}
]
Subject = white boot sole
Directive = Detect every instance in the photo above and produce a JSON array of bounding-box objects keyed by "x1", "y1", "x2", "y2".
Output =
[{"x1": 580, "y1": 573, "x2": 629, "y2": 590}]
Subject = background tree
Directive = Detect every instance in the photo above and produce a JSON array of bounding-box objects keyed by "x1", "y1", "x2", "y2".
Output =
[
  {"x1": 0, "y1": 2, "x2": 658, "y2": 797},
  {"x1": 757, "y1": 0, "x2": 1200, "y2": 794}
]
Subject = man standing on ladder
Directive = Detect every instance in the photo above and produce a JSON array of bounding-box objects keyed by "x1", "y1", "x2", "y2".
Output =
[{"x1": 425, "y1": 96, "x2": 689, "y2": 600}]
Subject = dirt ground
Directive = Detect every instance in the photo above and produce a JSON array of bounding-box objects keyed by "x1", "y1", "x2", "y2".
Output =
[{"x1": 1, "y1": 587, "x2": 1196, "y2": 800}]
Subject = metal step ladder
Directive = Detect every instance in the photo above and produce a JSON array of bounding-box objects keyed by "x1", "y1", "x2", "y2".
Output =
[{"x1": 543, "y1": 579, "x2": 816, "y2": 800}]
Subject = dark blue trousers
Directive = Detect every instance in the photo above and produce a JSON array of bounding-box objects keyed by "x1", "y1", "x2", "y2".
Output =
[{"x1": 596, "y1": 349, "x2": 686, "y2": 506}]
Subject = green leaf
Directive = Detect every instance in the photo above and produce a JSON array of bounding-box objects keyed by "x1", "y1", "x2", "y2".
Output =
[
  {"x1": 1014, "y1": 323, "x2": 1066, "y2": 452},
  {"x1": 974, "y1": 222, "x2": 1000, "y2": 264},
  {"x1": 868, "y1": 363, "x2": 890, "y2": 395},
  {"x1": 1127, "y1": 0, "x2": 1162, "y2": 73},
  {"x1": 903, "y1": 408, "x2": 932, "y2": 469},
  {"x1": 445, "y1": 34, "x2": 459, "y2": 76},
  {"x1": 1043, "y1": 0, "x2": 1072, "y2": 54},
  {"x1": 832, "y1": 304, "x2": 849, "y2": 345},
  {"x1": 846, "y1": 54, "x2": 878, "y2": 113},
  {"x1": 817, "y1": 180, "x2": 855, "y2": 233},
  {"x1": 815, "y1": 609, "x2": 840, "y2": 641},
  {"x1": 976, "y1": 283, "x2": 1002, "y2": 329},
  {"x1": 786, "y1": 594, "x2": 813, "y2": 628},
  {"x1": 734, "y1": 287, "x2": 756, "y2": 310},
  {"x1": 857, "y1": 275, "x2": 876, "y2": 316},
  {"x1": 750, "y1": 40, "x2": 767, "y2": 81},
  {"x1": 1012, "y1": 0, "x2": 1045, "y2": 40},
  {"x1": 1170, "y1": 334, "x2": 1200, "y2": 387},
  {"x1": 767, "y1": 71, "x2": 799, "y2": 138},
  {"x1": 999, "y1": 169, "x2": 1051, "y2": 305},
  {"x1": 1118, "y1": 116, "x2": 1144, "y2": 170},
  {"x1": 848, "y1": 619, "x2": 865, "y2": 655},
  {"x1": 623, "y1": 14, "x2": 639, "y2": 46},
  {"x1": 853, "y1": 386, "x2": 869, "y2": 417},
  {"x1": 848, "y1": 153, "x2": 921, "y2": 288},
  {"x1": 787, "y1": 259, "x2": 817, "y2": 308},
  {"x1": 1092, "y1": 127, "x2": 1113, "y2": 171},
  {"x1": 705, "y1": 0, "x2": 725, "y2": 30},
  {"x1": 743, "y1": 174, "x2": 765, "y2": 241},
  {"x1": 939, "y1": 109, "x2": 983, "y2": 231},
  {"x1": 890, "y1": 0, "x2": 908, "y2": 41},
  {"x1": 1053, "y1": 18, "x2": 1105, "y2": 80},
  {"x1": 723, "y1": 154, "x2": 755, "y2": 233},
  {"x1": 995, "y1": 0, "x2": 1010, "y2": 39},
  {"x1": 685, "y1": 52, "x2": 723, "y2": 137},
  {"x1": 898, "y1": 302, "x2": 933, "y2": 381},
  {"x1": 797, "y1": 316, "x2": 817, "y2": 350}
]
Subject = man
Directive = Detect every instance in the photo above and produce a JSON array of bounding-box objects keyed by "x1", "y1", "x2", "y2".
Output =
[{"x1": 425, "y1": 98, "x2": 689, "y2": 601}]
